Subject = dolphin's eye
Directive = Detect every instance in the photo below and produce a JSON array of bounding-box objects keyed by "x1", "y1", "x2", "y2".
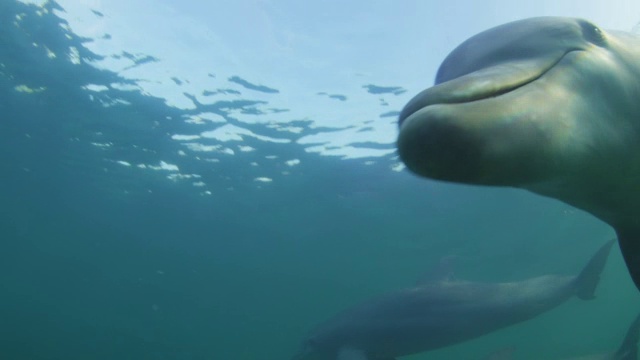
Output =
[{"x1": 580, "y1": 21, "x2": 606, "y2": 46}]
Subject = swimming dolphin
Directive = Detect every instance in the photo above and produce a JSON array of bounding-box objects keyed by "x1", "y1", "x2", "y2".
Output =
[
  {"x1": 292, "y1": 240, "x2": 615, "y2": 360},
  {"x1": 396, "y1": 17, "x2": 640, "y2": 290},
  {"x1": 480, "y1": 312, "x2": 640, "y2": 360}
]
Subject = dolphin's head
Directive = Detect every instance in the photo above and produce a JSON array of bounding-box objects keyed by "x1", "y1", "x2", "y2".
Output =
[{"x1": 397, "y1": 17, "x2": 640, "y2": 191}]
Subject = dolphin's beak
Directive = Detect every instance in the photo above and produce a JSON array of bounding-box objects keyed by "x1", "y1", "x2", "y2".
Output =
[
  {"x1": 396, "y1": 17, "x2": 598, "y2": 186},
  {"x1": 398, "y1": 57, "x2": 562, "y2": 129},
  {"x1": 396, "y1": 50, "x2": 578, "y2": 186}
]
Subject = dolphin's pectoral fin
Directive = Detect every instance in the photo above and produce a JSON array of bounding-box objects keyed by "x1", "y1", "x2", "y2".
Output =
[
  {"x1": 615, "y1": 228, "x2": 640, "y2": 290},
  {"x1": 337, "y1": 347, "x2": 369, "y2": 360}
]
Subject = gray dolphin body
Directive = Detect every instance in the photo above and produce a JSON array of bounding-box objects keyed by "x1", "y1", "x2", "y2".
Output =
[
  {"x1": 292, "y1": 240, "x2": 615, "y2": 360},
  {"x1": 396, "y1": 17, "x2": 640, "y2": 290}
]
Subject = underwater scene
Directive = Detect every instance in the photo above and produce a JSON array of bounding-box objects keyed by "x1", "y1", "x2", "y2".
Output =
[{"x1": 2, "y1": 0, "x2": 640, "y2": 359}]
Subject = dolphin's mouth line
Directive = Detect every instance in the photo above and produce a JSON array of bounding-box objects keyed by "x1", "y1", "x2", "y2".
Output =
[
  {"x1": 399, "y1": 49, "x2": 583, "y2": 126},
  {"x1": 450, "y1": 49, "x2": 582, "y2": 103}
]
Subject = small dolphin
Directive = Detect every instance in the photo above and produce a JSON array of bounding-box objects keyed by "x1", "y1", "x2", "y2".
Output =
[
  {"x1": 292, "y1": 240, "x2": 615, "y2": 360},
  {"x1": 396, "y1": 17, "x2": 640, "y2": 290}
]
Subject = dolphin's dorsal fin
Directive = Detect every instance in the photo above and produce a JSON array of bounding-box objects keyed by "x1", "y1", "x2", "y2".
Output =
[
  {"x1": 614, "y1": 313, "x2": 640, "y2": 360},
  {"x1": 337, "y1": 347, "x2": 368, "y2": 360},
  {"x1": 416, "y1": 255, "x2": 457, "y2": 285}
]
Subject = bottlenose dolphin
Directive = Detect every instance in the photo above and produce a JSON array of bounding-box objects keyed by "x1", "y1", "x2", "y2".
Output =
[
  {"x1": 292, "y1": 240, "x2": 615, "y2": 360},
  {"x1": 396, "y1": 17, "x2": 640, "y2": 289}
]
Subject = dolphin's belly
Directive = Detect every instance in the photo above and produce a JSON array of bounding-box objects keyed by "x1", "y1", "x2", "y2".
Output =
[
  {"x1": 331, "y1": 279, "x2": 576, "y2": 356},
  {"x1": 346, "y1": 308, "x2": 516, "y2": 356}
]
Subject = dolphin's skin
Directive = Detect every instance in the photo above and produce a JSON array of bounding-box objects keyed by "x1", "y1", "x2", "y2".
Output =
[
  {"x1": 292, "y1": 240, "x2": 615, "y2": 360},
  {"x1": 396, "y1": 16, "x2": 640, "y2": 290}
]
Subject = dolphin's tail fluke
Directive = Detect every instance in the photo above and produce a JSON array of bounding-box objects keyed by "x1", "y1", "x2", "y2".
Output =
[
  {"x1": 614, "y1": 313, "x2": 640, "y2": 360},
  {"x1": 574, "y1": 239, "x2": 616, "y2": 300}
]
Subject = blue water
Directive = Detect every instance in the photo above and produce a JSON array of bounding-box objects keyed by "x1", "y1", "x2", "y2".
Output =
[{"x1": 1, "y1": 1, "x2": 639, "y2": 359}]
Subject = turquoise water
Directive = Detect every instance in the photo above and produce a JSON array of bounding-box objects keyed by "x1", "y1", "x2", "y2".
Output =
[{"x1": 1, "y1": 1, "x2": 639, "y2": 359}]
